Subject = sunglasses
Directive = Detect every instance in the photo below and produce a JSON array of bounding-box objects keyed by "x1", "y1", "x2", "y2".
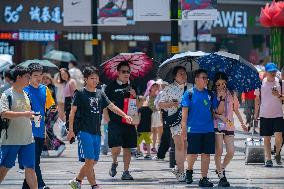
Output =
[
  {"x1": 216, "y1": 82, "x2": 227, "y2": 87},
  {"x1": 120, "y1": 70, "x2": 131, "y2": 74},
  {"x1": 199, "y1": 76, "x2": 208, "y2": 81}
]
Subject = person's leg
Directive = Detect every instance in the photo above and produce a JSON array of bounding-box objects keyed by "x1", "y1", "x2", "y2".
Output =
[
  {"x1": 123, "y1": 148, "x2": 131, "y2": 171},
  {"x1": 222, "y1": 135, "x2": 235, "y2": 169},
  {"x1": 24, "y1": 168, "x2": 38, "y2": 189},
  {"x1": 201, "y1": 154, "x2": 210, "y2": 178},
  {"x1": 214, "y1": 134, "x2": 224, "y2": 175},
  {"x1": 34, "y1": 138, "x2": 45, "y2": 188},
  {"x1": 152, "y1": 127, "x2": 157, "y2": 150},
  {"x1": 0, "y1": 167, "x2": 9, "y2": 183},
  {"x1": 157, "y1": 127, "x2": 170, "y2": 159},
  {"x1": 84, "y1": 159, "x2": 96, "y2": 186},
  {"x1": 187, "y1": 154, "x2": 198, "y2": 171},
  {"x1": 264, "y1": 136, "x2": 272, "y2": 160},
  {"x1": 173, "y1": 134, "x2": 185, "y2": 173},
  {"x1": 157, "y1": 126, "x2": 163, "y2": 146},
  {"x1": 111, "y1": 147, "x2": 121, "y2": 163}
]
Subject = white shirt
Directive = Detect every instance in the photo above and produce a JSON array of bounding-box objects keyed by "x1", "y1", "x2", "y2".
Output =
[{"x1": 159, "y1": 82, "x2": 192, "y2": 116}]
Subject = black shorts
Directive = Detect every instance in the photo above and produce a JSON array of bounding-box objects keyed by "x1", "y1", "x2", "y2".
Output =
[
  {"x1": 108, "y1": 121, "x2": 137, "y2": 148},
  {"x1": 187, "y1": 132, "x2": 215, "y2": 154},
  {"x1": 214, "y1": 128, "x2": 234, "y2": 136},
  {"x1": 260, "y1": 117, "x2": 283, "y2": 136}
]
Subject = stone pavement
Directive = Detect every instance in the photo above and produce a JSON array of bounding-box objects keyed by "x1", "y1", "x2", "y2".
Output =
[{"x1": 1, "y1": 111, "x2": 284, "y2": 189}]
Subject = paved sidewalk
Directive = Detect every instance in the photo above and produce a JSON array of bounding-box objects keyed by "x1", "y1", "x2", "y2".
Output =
[{"x1": 1, "y1": 111, "x2": 284, "y2": 189}]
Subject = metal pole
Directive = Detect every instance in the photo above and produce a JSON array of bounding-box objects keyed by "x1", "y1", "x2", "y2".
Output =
[
  {"x1": 169, "y1": 0, "x2": 178, "y2": 169},
  {"x1": 195, "y1": 21, "x2": 199, "y2": 51},
  {"x1": 92, "y1": 0, "x2": 100, "y2": 67}
]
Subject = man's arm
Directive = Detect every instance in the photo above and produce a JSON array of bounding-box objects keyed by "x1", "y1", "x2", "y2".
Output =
[
  {"x1": 254, "y1": 95, "x2": 260, "y2": 119},
  {"x1": 181, "y1": 107, "x2": 188, "y2": 140},
  {"x1": 1, "y1": 111, "x2": 33, "y2": 119},
  {"x1": 67, "y1": 106, "x2": 77, "y2": 141},
  {"x1": 107, "y1": 103, "x2": 132, "y2": 123}
]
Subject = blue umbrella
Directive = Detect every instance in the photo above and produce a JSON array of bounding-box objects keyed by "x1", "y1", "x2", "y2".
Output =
[{"x1": 197, "y1": 51, "x2": 261, "y2": 93}]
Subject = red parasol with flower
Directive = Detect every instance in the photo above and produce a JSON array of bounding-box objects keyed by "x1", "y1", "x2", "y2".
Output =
[{"x1": 100, "y1": 52, "x2": 154, "y2": 80}]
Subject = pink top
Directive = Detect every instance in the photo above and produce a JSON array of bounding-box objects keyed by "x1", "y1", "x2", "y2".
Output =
[
  {"x1": 214, "y1": 91, "x2": 239, "y2": 132},
  {"x1": 63, "y1": 79, "x2": 76, "y2": 98},
  {"x1": 254, "y1": 78, "x2": 284, "y2": 118}
]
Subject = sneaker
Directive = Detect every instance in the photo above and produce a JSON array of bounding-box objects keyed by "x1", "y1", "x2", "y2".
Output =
[
  {"x1": 56, "y1": 144, "x2": 66, "y2": 157},
  {"x1": 215, "y1": 169, "x2": 226, "y2": 178},
  {"x1": 144, "y1": 155, "x2": 152, "y2": 160},
  {"x1": 91, "y1": 185, "x2": 102, "y2": 189},
  {"x1": 152, "y1": 156, "x2": 164, "y2": 161},
  {"x1": 135, "y1": 152, "x2": 144, "y2": 159},
  {"x1": 199, "y1": 177, "x2": 214, "y2": 187},
  {"x1": 275, "y1": 154, "x2": 282, "y2": 165},
  {"x1": 151, "y1": 148, "x2": 157, "y2": 153},
  {"x1": 185, "y1": 170, "x2": 193, "y2": 184},
  {"x1": 109, "y1": 163, "x2": 118, "y2": 177},
  {"x1": 177, "y1": 172, "x2": 186, "y2": 182},
  {"x1": 265, "y1": 160, "x2": 273, "y2": 167},
  {"x1": 171, "y1": 166, "x2": 179, "y2": 179},
  {"x1": 121, "y1": 171, "x2": 134, "y2": 180},
  {"x1": 218, "y1": 177, "x2": 230, "y2": 187},
  {"x1": 41, "y1": 150, "x2": 49, "y2": 157},
  {"x1": 69, "y1": 178, "x2": 81, "y2": 189}
]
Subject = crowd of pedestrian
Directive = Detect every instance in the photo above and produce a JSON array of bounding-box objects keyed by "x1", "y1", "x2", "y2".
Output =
[{"x1": 0, "y1": 59, "x2": 283, "y2": 189}]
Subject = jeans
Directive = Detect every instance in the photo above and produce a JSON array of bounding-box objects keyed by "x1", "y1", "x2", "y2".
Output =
[
  {"x1": 101, "y1": 124, "x2": 109, "y2": 154},
  {"x1": 22, "y1": 137, "x2": 45, "y2": 188}
]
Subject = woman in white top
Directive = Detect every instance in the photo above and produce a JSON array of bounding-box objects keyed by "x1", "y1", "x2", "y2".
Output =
[{"x1": 158, "y1": 66, "x2": 192, "y2": 182}]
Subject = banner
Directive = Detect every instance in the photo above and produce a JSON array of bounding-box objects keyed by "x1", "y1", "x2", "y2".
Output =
[
  {"x1": 134, "y1": 0, "x2": 170, "y2": 21},
  {"x1": 182, "y1": 0, "x2": 217, "y2": 20},
  {"x1": 63, "y1": 0, "x2": 91, "y2": 26},
  {"x1": 180, "y1": 20, "x2": 194, "y2": 42},
  {"x1": 98, "y1": 0, "x2": 127, "y2": 26}
]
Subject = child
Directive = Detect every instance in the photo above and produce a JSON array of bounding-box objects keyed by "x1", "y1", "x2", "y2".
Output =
[
  {"x1": 67, "y1": 66, "x2": 132, "y2": 189},
  {"x1": 136, "y1": 96, "x2": 153, "y2": 160}
]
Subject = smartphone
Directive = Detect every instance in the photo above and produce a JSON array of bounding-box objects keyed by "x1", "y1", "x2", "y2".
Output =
[{"x1": 70, "y1": 137, "x2": 75, "y2": 144}]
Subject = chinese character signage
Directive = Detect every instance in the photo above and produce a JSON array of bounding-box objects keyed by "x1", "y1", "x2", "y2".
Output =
[
  {"x1": 182, "y1": 0, "x2": 218, "y2": 20},
  {"x1": 98, "y1": 0, "x2": 127, "y2": 26},
  {"x1": 0, "y1": 1, "x2": 64, "y2": 31},
  {"x1": 0, "y1": 42, "x2": 14, "y2": 55}
]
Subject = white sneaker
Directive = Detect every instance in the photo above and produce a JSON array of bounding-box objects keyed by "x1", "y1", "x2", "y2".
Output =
[
  {"x1": 171, "y1": 166, "x2": 179, "y2": 179},
  {"x1": 177, "y1": 172, "x2": 186, "y2": 182},
  {"x1": 69, "y1": 178, "x2": 81, "y2": 189},
  {"x1": 56, "y1": 144, "x2": 66, "y2": 157},
  {"x1": 41, "y1": 150, "x2": 49, "y2": 157}
]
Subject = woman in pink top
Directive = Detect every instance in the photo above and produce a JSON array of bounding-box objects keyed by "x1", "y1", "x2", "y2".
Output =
[
  {"x1": 59, "y1": 68, "x2": 77, "y2": 130},
  {"x1": 213, "y1": 72, "x2": 247, "y2": 187}
]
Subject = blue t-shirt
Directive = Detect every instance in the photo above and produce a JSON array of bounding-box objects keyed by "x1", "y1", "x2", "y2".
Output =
[
  {"x1": 181, "y1": 87, "x2": 218, "y2": 133},
  {"x1": 24, "y1": 84, "x2": 54, "y2": 138}
]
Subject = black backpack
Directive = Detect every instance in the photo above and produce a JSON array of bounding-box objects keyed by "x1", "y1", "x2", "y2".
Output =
[{"x1": 0, "y1": 95, "x2": 12, "y2": 139}]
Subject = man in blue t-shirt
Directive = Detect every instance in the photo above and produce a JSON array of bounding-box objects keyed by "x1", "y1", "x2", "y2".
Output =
[
  {"x1": 181, "y1": 69, "x2": 224, "y2": 187},
  {"x1": 23, "y1": 63, "x2": 55, "y2": 189}
]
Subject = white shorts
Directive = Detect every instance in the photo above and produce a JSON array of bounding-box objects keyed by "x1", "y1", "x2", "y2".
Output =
[
  {"x1": 151, "y1": 111, "x2": 162, "y2": 128},
  {"x1": 170, "y1": 124, "x2": 182, "y2": 137}
]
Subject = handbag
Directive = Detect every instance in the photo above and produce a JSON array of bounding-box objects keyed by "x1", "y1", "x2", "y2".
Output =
[
  {"x1": 122, "y1": 97, "x2": 140, "y2": 125},
  {"x1": 162, "y1": 108, "x2": 182, "y2": 128}
]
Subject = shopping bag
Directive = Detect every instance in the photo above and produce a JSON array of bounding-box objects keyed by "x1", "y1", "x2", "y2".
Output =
[{"x1": 122, "y1": 98, "x2": 140, "y2": 125}]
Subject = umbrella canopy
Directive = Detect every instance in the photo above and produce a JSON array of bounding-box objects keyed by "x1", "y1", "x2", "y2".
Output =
[
  {"x1": 19, "y1": 59, "x2": 58, "y2": 68},
  {"x1": 100, "y1": 52, "x2": 153, "y2": 80},
  {"x1": 197, "y1": 51, "x2": 261, "y2": 93},
  {"x1": 43, "y1": 50, "x2": 76, "y2": 62},
  {"x1": 157, "y1": 51, "x2": 207, "y2": 82},
  {"x1": 0, "y1": 55, "x2": 13, "y2": 72}
]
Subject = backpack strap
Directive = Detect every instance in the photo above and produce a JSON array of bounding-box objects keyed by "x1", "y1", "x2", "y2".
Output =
[{"x1": 280, "y1": 79, "x2": 283, "y2": 104}]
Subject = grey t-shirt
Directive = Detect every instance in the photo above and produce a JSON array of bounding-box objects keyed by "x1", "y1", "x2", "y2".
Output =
[{"x1": 0, "y1": 88, "x2": 33, "y2": 145}]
